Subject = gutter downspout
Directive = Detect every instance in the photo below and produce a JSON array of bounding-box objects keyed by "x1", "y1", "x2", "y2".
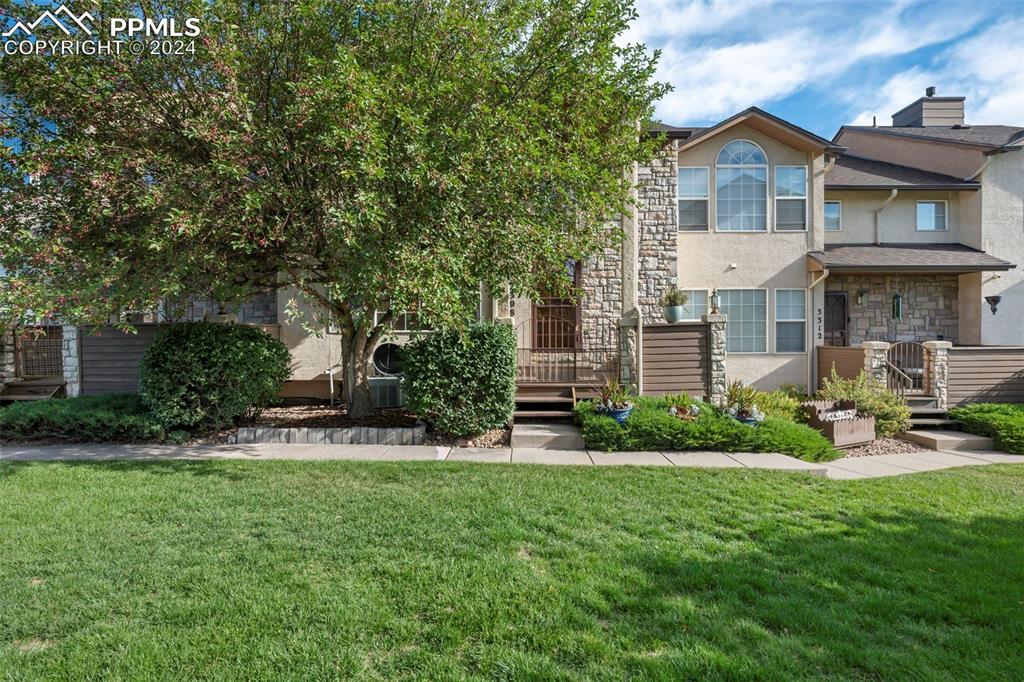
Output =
[
  {"x1": 875, "y1": 189, "x2": 898, "y2": 245},
  {"x1": 964, "y1": 157, "x2": 992, "y2": 181},
  {"x1": 807, "y1": 267, "x2": 829, "y2": 393}
]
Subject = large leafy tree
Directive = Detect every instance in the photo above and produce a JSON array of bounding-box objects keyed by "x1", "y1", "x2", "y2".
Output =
[{"x1": 0, "y1": 0, "x2": 667, "y2": 416}]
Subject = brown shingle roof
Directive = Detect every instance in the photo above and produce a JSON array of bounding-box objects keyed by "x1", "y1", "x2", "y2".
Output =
[
  {"x1": 825, "y1": 155, "x2": 979, "y2": 190},
  {"x1": 808, "y1": 244, "x2": 1016, "y2": 273},
  {"x1": 837, "y1": 125, "x2": 1024, "y2": 148},
  {"x1": 648, "y1": 122, "x2": 705, "y2": 139}
]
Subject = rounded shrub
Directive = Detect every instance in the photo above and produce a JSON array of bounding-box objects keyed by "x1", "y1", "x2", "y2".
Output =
[
  {"x1": 401, "y1": 323, "x2": 516, "y2": 437},
  {"x1": 138, "y1": 322, "x2": 291, "y2": 431}
]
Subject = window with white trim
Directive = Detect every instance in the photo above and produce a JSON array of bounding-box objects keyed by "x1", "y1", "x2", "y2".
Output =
[
  {"x1": 373, "y1": 306, "x2": 432, "y2": 331},
  {"x1": 917, "y1": 201, "x2": 948, "y2": 231},
  {"x1": 775, "y1": 289, "x2": 806, "y2": 353},
  {"x1": 824, "y1": 201, "x2": 842, "y2": 231},
  {"x1": 718, "y1": 289, "x2": 767, "y2": 353},
  {"x1": 676, "y1": 289, "x2": 709, "y2": 320},
  {"x1": 716, "y1": 140, "x2": 767, "y2": 232},
  {"x1": 677, "y1": 167, "x2": 709, "y2": 231},
  {"x1": 775, "y1": 166, "x2": 807, "y2": 231}
]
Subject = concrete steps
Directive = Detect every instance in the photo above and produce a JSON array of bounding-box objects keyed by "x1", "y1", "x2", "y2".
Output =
[
  {"x1": 511, "y1": 422, "x2": 585, "y2": 450},
  {"x1": 899, "y1": 429, "x2": 993, "y2": 452}
]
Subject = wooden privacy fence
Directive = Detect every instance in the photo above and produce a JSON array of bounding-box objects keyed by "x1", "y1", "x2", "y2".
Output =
[
  {"x1": 947, "y1": 346, "x2": 1024, "y2": 406},
  {"x1": 640, "y1": 323, "x2": 710, "y2": 399},
  {"x1": 816, "y1": 346, "x2": 863, "y2": 390},
  {"x1": 80, "y1": 323, "x2": 281, "y2": 395}
]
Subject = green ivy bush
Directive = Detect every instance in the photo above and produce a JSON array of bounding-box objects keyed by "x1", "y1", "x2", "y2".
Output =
[
  {"x1": 0, "y1": 394, "x2": 165, "y2": 443},
  {"x1": 816, "y1": 369, "x2": 911, "y2": 437},
  {"x1": 138, "y1": 322, "x2": 291, "y2": 431},
  {"x1": 949, "y1": 403, "x2": 1024, "y2": 454},
  {"x1": 401, "y1": 323, "x2": 516, "y2": 437},
  {"x1": 575, "y1": 395, "x2": 840, "y2": 462}
]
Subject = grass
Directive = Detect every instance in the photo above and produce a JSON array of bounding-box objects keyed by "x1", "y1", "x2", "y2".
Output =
[{"x1": 1, "y1": 460, "x2": 1023, "y2": 679}]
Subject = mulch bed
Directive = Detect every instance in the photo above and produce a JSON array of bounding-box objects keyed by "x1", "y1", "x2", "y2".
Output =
[
  {"x1": 253, "y1": 405, "x2": 419, "y2": 429},
  {"x1": 842, "y1": 437, "x2": 930, "y2": 458}
]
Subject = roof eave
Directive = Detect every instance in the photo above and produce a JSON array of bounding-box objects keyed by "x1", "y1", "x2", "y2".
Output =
[
  {"x1": 833, "y1": 126, "x2": 1000, "y2": 150},
  {"x1": 825, "y1": 263, "x2": 1016, "y2": 274},
  {"x1": 825, "y1": 183, "x2": 981, "y2": 191}
]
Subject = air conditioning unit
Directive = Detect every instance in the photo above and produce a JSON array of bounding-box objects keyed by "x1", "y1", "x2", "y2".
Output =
[{"x1": 369, "y1": 376, "x2": 405, "y2": 408}]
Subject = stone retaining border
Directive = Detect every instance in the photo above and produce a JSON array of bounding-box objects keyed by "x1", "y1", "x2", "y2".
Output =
[{"x1": 231, "y1": 424, "x2": 426, "y2": 445}]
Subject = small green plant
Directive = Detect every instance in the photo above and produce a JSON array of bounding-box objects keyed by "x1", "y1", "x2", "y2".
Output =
[
  {"x1": 658, "y1": 287, "x2": 689, "y2": 308},
  {"x1": 816, "y1": 369, "x2": 911, "y2": 437},
  {"x1": 596, "y1": 378, "x2": 633, "y2": 410},
  {"x1": 725, "y1": 381, "x2": 763, "y2": 421},
  {"x1": 756, "y1": 390, "x2": 806, "y2": 423}
]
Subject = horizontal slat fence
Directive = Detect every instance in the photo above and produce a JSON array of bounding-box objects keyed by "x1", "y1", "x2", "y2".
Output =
[
  {"x1": 817, "y1": 346, "x2": 864, "y2": 390},
  {"x1": 80, "y1": 324, "x2": 280, "y2": 395},
  {"x1": 641, "y1": 323, "x2": 709, "y2": 398},
  {"x1": 947, "y1": 347, "x2": 1024, "y2": 406}
]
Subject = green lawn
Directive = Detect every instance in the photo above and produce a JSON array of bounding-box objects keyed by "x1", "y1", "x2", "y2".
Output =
[{"x1": 2, "y1": 461, "x2": 1022, "y2": 680}]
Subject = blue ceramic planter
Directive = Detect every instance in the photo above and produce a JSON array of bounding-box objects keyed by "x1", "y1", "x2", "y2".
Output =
[{"x1": 606, "y1": 405, "x2": 633, "y2": 424}]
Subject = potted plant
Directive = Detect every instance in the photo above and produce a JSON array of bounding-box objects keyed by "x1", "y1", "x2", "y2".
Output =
[
  {"x1": 725, "y1": 380, "x2": 764, "y2": 426},
  {"x1": 595, "y1": 379, "x2": 634, "y2": 423},
  {"x1": 658, "y1": 288, "x2": 689, "y2": 323}
]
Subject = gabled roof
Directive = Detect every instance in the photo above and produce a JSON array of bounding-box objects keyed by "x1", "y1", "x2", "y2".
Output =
[
  {"x1": 834, "y1": 125, "x2": 1024, "y2": 150},
  {"x1": 650, "y1": 107, "x2": 844, "y2": 154},
  {"x1": 807, "y1": 244, "x2": 1016, "y2": 274},
  {"x1": 825, "y1": 154, "x2": 980, "y2": 191}
]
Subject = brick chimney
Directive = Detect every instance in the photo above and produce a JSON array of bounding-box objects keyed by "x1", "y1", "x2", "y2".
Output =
[{"x1": 892, "y1": 87, "x2": 965, "y2": 127}]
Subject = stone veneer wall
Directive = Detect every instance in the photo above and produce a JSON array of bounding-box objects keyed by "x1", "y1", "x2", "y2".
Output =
[
  {"x1": 580, "y1": 235, "x2": 623, "y2": 353},
  {"x1": 826, "y1": 274, "x2": 959, "y2": 345},
  {"x1": 0, "y1": 330, "x2": 17, "y2": 390},
  {"x1": 173, "y1": 290, "x2": 279, "y2": 324},
  {"x1": 636, "y1": 141, "x2": 678, "y2": 323}
]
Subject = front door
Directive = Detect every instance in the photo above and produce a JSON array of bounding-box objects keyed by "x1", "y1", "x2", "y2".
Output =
[
  {"x1": 823, "y1": 293, "x2": 848, "y2": 347},
  {"x1": 532, "y1": 259, "x2": 581, "y2": 350}
]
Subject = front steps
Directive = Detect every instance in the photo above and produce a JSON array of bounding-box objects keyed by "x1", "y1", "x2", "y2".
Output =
[
  {"x1": 514, "y1": 383, "x2": 596, "y2": 419},
  {"x1": 899, "y1": 429, "x2": 994, "y2": 452},
  {"x1": 510, "y1": 422, "x2": 585, "y2": 450},
  {"x1": 905, "y1": 395, "x2": 959, "y2": 430}
]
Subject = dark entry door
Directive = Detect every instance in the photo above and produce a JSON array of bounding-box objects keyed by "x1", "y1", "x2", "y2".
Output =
[{"x1": 823, "y1": 293, "x2": 848, "y2": 347}]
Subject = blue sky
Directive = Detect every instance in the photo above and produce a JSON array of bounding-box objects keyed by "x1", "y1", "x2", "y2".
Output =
[{"x1": 625, "y1": 0, "x2": 1024, "y2": 137}]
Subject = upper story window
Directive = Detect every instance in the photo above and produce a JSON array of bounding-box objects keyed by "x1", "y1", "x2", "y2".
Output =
[
  {"x1": 824, "y1": 201, "x2": 842, "y2": 231},
  {"x1": 677, "y1": 167, "x2": 709, "y2": 232},
  {"x1": 917, "y1": 201, "x2": 948, "y2": 231},
  {"x1": 716, "y1": 140, "x2": 767, "y2": 232},
  {"x1": 774, "y1": 166, "x2": 807, "y2": 231}
]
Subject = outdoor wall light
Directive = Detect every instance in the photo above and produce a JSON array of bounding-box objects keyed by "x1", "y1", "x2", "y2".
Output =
[
  {"x1": 891, "y1": 293, "x2": 903, "y2": 321},
  {"x1": 856, "y1": 290, "x2": 866, "y2": 305},
  {"x1": 985, "y1": 295, "x2": 1002, "y2": 315},
  {"x1": 710, "y1": 289, "x2": 721, "y2": 314}
]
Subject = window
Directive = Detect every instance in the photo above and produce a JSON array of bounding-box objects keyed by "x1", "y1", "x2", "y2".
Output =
[
  {"x1": 676, "y1": 289, "x2": 709, "y2": 320},
  {"x1": 373, "y1": 306, "x2": 432, "y2": 331},
  {"x1": 824, "y1": 201, "x2": 842, "y2": 231},
  {"x1": 917, "y1": 201, "x2": 948, "y2": 231},
  {"x1": 775, "y1": 166, "x2": 807, "y2": 231},
  {"x1": 677, "y1": 167, "x2": 709, "y2": 231},
  {"x1": 775, "y1": 289, "x2": 806, "y2": 353},
  {"x1": 716, "y1": 140, "x2": 767, "y2": 232},
  {"x1": 718, "y1": 289, "x2": 767, "y2": 353}
]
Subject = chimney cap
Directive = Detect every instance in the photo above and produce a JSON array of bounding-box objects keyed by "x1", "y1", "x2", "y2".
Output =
[{"x1": 926, "y1": 86, "x2": 936, "y2": 97}]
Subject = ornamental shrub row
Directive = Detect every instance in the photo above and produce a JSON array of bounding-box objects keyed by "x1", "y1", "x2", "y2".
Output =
[
  {"x1": 949, "y1": 403, "x2": 1024, "y2": 454},
  {"x1": 0, "y1": 393, "x2": 165, "y2": 443}
]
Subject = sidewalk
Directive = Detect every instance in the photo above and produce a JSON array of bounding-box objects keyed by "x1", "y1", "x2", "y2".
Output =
[{"x1": 1, "y1": 443, "x2": 1021, "y2": 479}]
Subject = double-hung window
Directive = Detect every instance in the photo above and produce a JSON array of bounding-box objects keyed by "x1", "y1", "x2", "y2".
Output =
[
  {"x1": 775, "y1": 289, "x2": 807, "y2": 353},
  {"x1": 824, "y1": 201, "x2": 842, "y2": 231},
  {"x1": 718, "y1": 289, "x2": 767, "y2": 353},
  {"x1": 917, "y1": 201, "x2": 948, "y2": 231},
  {"x1": 775, "y1": 166, "x2": 807, "y2": 231},
  {"x1": 716, "y1": 140, "x2": 767, "y2": 231},
  {"x1": 677, "y1": 167, "x2": 709, "y2": 231}
]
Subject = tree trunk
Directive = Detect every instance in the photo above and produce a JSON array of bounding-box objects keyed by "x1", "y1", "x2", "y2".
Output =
[{"x1": 340, "y1": 328, "x2": 374, "y2": 418}]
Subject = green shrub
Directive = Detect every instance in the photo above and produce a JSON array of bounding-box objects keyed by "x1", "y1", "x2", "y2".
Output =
[
  {"x1": 949, "y1": 403, "x2": 1024, "y2": 454},
  {"x1": 756, "y1": 390, "x2": 806, "y2": 423},
  {"x1": 575, "y1": 396, "x2": 840, "y2": 461},
  {"x1": 0, "y1": 394, "x2": 165, "y2": 443},
  {"x1": 816, "y1": 369, "x2": 911, "y2": 437},
  {"x1": 401, "y1": 323, "x2": 516, "y2": 437},
  {"x1": 138, "y1": 322, "x2": 291, "y2": 431}
]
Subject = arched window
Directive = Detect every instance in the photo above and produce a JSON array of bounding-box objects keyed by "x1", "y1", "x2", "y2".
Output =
[{"x1": 716, "y1": 140, "x2": 767, "y2": 231}]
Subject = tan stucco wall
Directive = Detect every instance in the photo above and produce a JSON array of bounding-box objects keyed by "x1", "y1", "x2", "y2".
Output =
[
  {"x1": 823, "y1": 189, "x2": 967, "y2": 245},
  {"x1": 978, "y1": 151, "x2": 1024, "y2": 345},
  {"x1": 836, "y1": 129, "x2": 986, "y2": 179},
  {"x1": 675, "y1": 123, "x2": 825, "y2": 391}
]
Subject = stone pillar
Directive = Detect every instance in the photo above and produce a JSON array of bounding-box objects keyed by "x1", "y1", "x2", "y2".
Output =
[
  {"x1": 861, "y1": 341, "x2": 890, "y2": 387},
  {"x1": 61, "y1": 325, "x2": 81, "y2": 397},
  {"x1": 923, "y1": 340, "x2": 952, "y2": 409},
  {"x1": 0, "y1": 330, "x2": 18, "y2": 391},
  {"x1": 618, "y1": 316, "x2": 639, "y2": 392},
  {"x1": 703, "y1": 313, "x2": 727, "y2": 406}
]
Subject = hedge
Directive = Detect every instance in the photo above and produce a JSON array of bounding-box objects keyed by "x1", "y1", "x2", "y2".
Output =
[
  {"x1": 0, "y1": 394, "x2": 165, "y2": 443},
  {"x1": 949, "y1": 403, "x2": 1024, "y2": 454},
  {"x1": 401, "y1": 323, "x2": 516, "y2": 437}
]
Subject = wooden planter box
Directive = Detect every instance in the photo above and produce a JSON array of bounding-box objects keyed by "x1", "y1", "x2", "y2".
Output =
[{"x1": 802, "y1": 400, "x2": 875, "y2": 448}]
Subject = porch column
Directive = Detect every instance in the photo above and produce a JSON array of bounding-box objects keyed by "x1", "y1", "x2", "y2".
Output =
[
  {"x1": 61, "y1": 325, "x2": 81, "y2": 397},
  {"x1": 923, "y1": 340, "x2": 952, "y2": 409},
  {"x1": 704, "y1": 313, "x2": 727, "y2": 406},
  {"x1": 618, "y1": 316, "x2": 639, "y2": 393},
  {"x1": 861, "y1": 341, "x2": 890, "y2": 387},
  {"x1": 0, "y1": 330, "x2": 17, "y2": 390}
]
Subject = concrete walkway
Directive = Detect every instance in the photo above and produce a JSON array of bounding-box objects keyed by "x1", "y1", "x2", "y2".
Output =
[{"x1": 1, "y1": 443, "x2": 1021, "y2": 479}]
